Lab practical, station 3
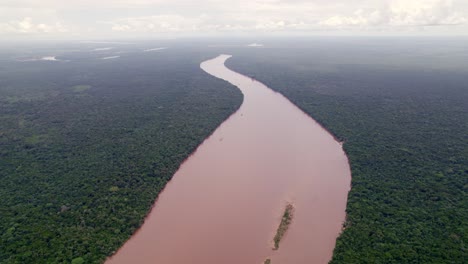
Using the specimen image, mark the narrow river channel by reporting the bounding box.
[106,55,351,264]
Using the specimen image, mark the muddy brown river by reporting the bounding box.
[106,55,351,264]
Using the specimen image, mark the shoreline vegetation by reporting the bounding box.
[273,203,294,250]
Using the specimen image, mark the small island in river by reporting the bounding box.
[273,203,294,250]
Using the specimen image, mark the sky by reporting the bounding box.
[1,0,468,40]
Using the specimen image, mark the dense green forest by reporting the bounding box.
[1,38,467,264]
[0,44,242,263]
[226,38,468,263]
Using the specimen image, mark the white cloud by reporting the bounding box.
[390,0,466,26]
[0,0,467,38]
[319,0,467,29]
[0,17,68,34]
[108,15,202,33]
[320,12,369,27]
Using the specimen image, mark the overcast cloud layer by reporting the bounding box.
[1,0,467,39]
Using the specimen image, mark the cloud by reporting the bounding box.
[320,12,370,27]
[390,0,466,26]
[1,0,467,38]
[105,15,314,34]
[319,0,467,28]
[0,17,68,34]
[108,15,202,33]
[106,14,252,33]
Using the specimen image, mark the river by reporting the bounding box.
[106,54,351,264]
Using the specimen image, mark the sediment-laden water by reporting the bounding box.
[107,55,351,264]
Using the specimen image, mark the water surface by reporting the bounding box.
[107,54,351,264]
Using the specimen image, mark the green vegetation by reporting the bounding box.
[71,257,85,264]
[264,258,271,264]
[0,47,242,263]
[2,39,466,264]
[273,204,294,250]
[228,39,467,263]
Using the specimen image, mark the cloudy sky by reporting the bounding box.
[1,0,468,39]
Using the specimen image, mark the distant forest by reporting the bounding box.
[0,45,242,263]
[226,38,468,263]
